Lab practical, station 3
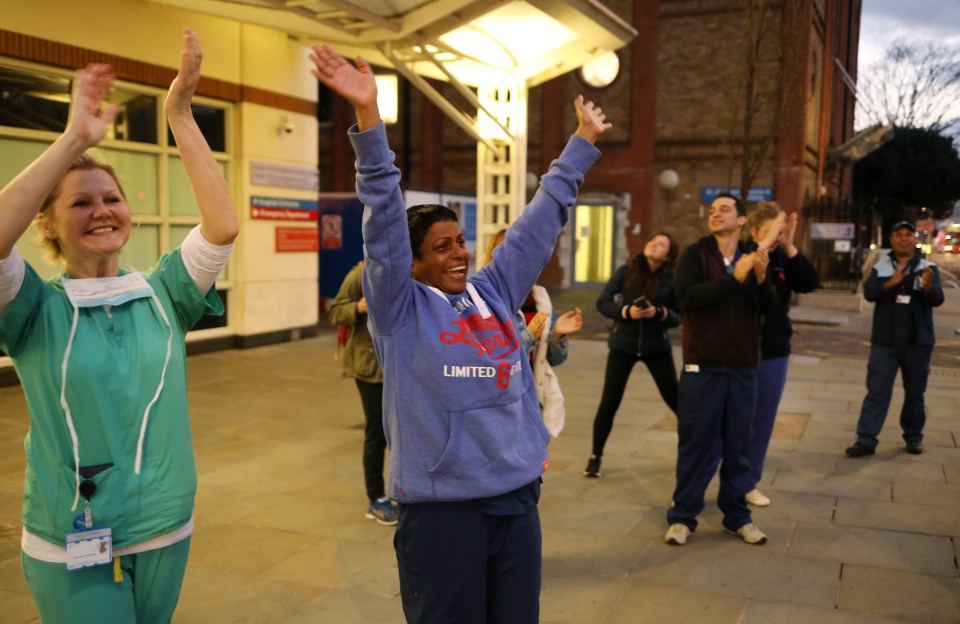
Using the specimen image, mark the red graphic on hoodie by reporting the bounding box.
[439,313,520,360]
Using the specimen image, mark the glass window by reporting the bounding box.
[168,104,226,152]
[0,138,49,187]
[111,90,158,144]
[167,156,228,216]
[121,225,160,272]
[0,65,158,143]
[0,66,70,132]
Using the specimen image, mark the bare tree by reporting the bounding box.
[857,39,960,132]
[718,0,797,202]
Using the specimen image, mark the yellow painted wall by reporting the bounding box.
[3,0,323,343]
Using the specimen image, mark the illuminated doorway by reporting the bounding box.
[572,203,615,287]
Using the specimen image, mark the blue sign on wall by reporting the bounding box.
[700,186,774,203]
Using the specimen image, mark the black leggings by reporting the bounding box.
[355,379,387,502]
[591,348,678,457]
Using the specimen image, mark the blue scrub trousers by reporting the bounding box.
[700,355,790,491]
[668,366,756,532]
[855,344,932,448]
[394,500,541,623]
[22,537,190,624]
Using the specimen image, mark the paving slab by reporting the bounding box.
[892,479,960,508]
[834,498,960,537]
[539,575,631,623]
[604,581,748,624]
[742,600,922,624]
[542,527,651,579]
[771,470,892,501]
[788,521,957,576]
[175,563,328,624]
[276,589,404,624]
[837,564,960,623]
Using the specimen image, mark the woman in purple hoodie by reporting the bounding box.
[310,44,609,624]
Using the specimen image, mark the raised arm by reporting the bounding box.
[166,28,237,246]
[479,96,607,311]
[309,44,380,131]
[0,65,119,259]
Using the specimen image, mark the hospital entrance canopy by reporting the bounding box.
[151,0,636,252]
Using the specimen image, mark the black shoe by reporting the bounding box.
[845,442,875,458]
[905,440,924,455]
[583,455,602,478]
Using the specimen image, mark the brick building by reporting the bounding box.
[320,0,862,289]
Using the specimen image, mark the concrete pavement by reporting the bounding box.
[1,296,958,622]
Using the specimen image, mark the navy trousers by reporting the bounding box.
[668,366,756,532]
[355,379,387,502]
[855,344,932,448]
[700,355,790,492]
[394,500,541,624]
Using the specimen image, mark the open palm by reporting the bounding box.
[309,44,377,110]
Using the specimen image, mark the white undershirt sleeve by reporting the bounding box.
[0,248,26,317]
[179,225,234,295]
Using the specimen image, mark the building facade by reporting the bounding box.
[319,0,862,289]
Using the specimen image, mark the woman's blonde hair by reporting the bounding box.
[484,228,508,266]
[748,200,781,231]
[34,153,126,264]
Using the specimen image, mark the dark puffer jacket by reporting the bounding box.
[596,260,681,358]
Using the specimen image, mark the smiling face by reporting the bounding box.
[412,220,470,294]
[41,167,131,270]
[708,197,745,235]
[890,226,917,258]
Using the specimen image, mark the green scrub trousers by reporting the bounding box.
[21,537,190,624]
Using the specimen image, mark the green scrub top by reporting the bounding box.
[0,249,222,548]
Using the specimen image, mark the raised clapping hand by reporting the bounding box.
[574,95,612,144]
[757,211,786,251]
[309,44,380,130]
[780,211,799,257]
[66,64,120,149]
[555,308,583,336]
[165,28,202,119]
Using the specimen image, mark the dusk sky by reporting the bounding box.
[857,0,960,127]
[858,0,960,70]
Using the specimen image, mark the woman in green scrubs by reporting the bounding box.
[0,28,238,623]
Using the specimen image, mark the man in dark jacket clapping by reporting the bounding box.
[846,220,944,458]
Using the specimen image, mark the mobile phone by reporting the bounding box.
[632,296,650,309]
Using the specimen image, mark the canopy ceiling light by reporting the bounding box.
[147,0,636,88]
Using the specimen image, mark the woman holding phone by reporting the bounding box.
[583,232,681,478]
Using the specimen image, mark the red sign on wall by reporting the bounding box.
[275,226,319,252]
[321,214,343,249]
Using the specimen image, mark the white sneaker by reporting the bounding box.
[745,488,770,507]
[664,523,690,545]
[729,522,767,544]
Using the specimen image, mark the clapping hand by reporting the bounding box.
[527,311,548,339]
[165,28,201,120]
[66,64,120,148]
[753,246,769,284]
[555,308,583,336]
